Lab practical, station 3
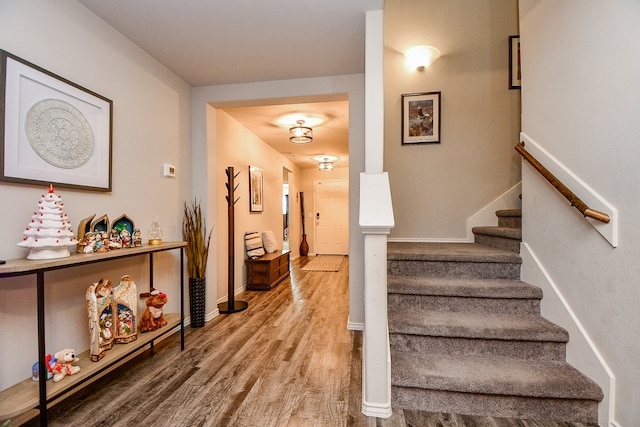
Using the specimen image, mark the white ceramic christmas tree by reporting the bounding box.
[18,185,77,260]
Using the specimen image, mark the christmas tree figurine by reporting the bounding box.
[18,185,77,260]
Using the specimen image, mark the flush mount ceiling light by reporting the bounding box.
[289,120,313,144]
[319,161,334,172]
[405,45,441,71]
[312,155,338,172]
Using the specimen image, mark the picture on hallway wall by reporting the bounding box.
[249,165,263,212]
[401,91,441,145]
[0,50,113,192]
[509,35,521,89]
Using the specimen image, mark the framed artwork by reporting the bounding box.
[0,50,113,191]
[402,91,441,145]
[509,35,521,89]
[248,165,263,212]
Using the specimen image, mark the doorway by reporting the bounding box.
[314,179,349,255]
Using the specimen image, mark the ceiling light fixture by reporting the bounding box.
[319,160,334,172]
[314,155,337,172]
[289,120,313,144]
[405,45,441,71]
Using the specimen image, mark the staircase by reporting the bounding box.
[387,209,603,424]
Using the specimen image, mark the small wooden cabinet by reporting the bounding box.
[246,250,290,290]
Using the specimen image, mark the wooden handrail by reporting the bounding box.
[515,142,611,223]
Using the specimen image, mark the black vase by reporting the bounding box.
[189,277,206,328]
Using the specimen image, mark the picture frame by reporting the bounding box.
[248,165,263,212]
[401,91,441,145]
[0,50,113,191]
[509,35,521,89]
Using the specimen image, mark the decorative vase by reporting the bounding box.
[189,277,206,328]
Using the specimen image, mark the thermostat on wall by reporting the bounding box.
[163,164,176,177]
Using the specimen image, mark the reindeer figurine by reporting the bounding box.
[139,288,168,332]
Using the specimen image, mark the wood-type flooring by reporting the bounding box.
[25,257,596,427]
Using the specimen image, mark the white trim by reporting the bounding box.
[521,243,615,427]
[520,132,618,247]
[361,400,392,418]
[361,333,392,418]
[347,317,364,331]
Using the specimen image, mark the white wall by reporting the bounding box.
[0,1,191,391]
[192,75,365,325]
[384,0,521,240]
[519,1,640,426]
[214,110,300,302]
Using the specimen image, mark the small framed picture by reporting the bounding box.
[248,165,263,212]
[509,35,521,89]
[402,91,441,145]
[0,50,113,191]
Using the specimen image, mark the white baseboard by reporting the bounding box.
[520,243,615,427]
[347,316,364,331]
[361,400,392,418]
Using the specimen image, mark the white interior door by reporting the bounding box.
[314,180,349,255]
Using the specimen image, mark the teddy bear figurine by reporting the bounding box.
[51,349,81,382]
[139,288,168,332]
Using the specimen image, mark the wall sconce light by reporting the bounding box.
[405,45,440,71]
[289,120,313,144]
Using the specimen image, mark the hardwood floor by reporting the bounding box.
[25,257,596,427]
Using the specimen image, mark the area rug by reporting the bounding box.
[302,255,345,272]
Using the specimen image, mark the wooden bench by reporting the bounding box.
[246,250,290,290]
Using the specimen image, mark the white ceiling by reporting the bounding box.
[78,0,383,169]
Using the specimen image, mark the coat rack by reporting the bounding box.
[218,166,249,314]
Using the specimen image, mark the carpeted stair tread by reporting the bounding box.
[496,209,522,217]
[388,276,541,299]
[472,226,522,240]
[388,242,522,264]
[388,308,569,342]
[391,351,604,401]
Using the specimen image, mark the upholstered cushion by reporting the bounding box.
[262,230,279,253]
[244,232,265,259]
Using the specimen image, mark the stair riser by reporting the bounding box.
[388,294,540,315]
[498,216,522,228]
[391,387,598,424]
[389,334,566,361]
[473,234,521,253]
[388,260,521,280]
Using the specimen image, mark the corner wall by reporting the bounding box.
[0,1,191,391]
[384,0,521,240]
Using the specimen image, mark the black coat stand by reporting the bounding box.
[218,166,249,313]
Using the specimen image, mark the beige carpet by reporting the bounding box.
[302,255,345,272]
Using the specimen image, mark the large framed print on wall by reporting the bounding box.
[0,50,113,192]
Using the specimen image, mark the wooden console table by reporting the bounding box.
[246,250,290,290]
[0,241,186,426]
